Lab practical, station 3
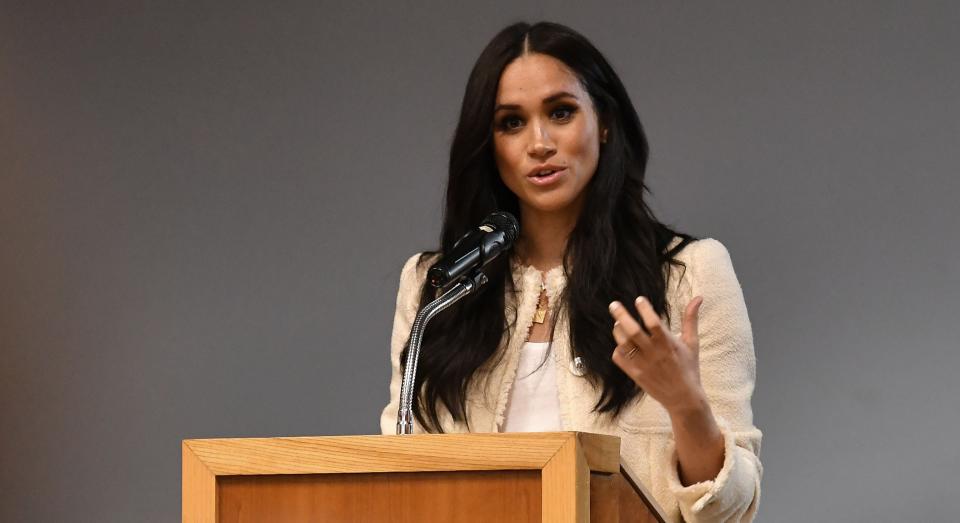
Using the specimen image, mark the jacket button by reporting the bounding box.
[569,357,586,377]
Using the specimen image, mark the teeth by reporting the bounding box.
[538,169,555,176]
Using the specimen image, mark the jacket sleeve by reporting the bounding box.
[664,239,763,522]
[380,253,427,435]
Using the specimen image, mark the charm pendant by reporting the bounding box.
[533,306,547,324]
[532,281,548,324]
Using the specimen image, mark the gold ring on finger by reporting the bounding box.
[625,345,640,359]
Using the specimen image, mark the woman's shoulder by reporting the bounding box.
[672,237,734,266]
[668,237,744,294]
[674,239,751,321]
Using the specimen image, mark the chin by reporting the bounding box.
[520,194,580,214]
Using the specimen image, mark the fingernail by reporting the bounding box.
[635,296,646,306]
[608,301,620,312]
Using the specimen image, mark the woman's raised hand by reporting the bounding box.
[608,296,706,415]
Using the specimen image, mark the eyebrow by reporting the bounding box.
[494,91,579,112]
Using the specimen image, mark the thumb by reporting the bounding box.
[681,296,704,350]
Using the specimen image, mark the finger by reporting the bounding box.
[612,321,629,345]
[611,346,644,382]
[681,296,704,349]
[615,342,643,361]
[634,296,666,341]
[613,322,646,360]
[608,301,651,343]
[614,321,649,348]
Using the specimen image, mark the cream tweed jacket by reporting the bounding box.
[380,238,762,522]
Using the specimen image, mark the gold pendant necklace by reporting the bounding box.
[532,278,548,324]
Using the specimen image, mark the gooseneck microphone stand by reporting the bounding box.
[396,270,488,435]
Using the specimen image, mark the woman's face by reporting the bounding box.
[492,53,604,217]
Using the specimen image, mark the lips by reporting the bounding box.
[527,167,567,186]
[526,164,567,186]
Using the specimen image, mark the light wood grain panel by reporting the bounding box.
[181,432,642,522]
[577,432,620,473]
[541,438,589,523]
[182,441,216,523]
[217,470,541,523]
[183,432,618,476]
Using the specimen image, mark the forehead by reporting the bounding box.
[496,53,587,104]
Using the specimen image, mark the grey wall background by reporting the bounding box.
[2,1,958,521]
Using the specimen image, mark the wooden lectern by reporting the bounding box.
[182,431,667,522]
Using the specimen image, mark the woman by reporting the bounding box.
[381,21,762,522]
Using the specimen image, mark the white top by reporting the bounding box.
[499,341,563,432]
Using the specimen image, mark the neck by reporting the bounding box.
[515,204,580,271]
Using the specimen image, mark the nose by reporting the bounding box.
[527,121,557,159]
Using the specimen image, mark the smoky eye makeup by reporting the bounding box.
[551,104,578,120]
[494,102,579,132]
[496,114,523,131]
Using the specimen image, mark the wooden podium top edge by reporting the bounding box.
[182,432,619,476]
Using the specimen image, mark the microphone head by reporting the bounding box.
[428,211,519,288]
[482,211,519,244]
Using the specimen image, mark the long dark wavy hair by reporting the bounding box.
[402,21,694,432]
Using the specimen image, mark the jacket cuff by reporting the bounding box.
[665,423,758,521]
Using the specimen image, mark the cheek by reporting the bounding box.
[566,126,600,172]
[493,139,525,180]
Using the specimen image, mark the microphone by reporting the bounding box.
[427,211,519,288]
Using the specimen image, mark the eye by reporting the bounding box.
[497,115,524,132]
[551,105,577,121]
